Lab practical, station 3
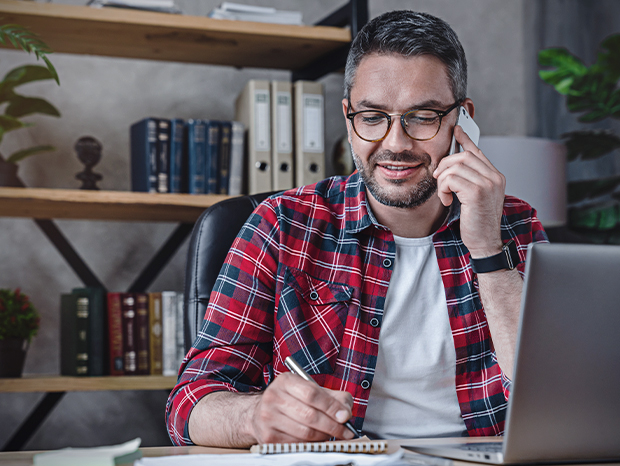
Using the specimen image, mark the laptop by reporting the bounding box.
[404,243,620,464]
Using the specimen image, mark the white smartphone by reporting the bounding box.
[448,106,480,155]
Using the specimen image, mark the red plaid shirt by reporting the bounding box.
[166,173,548,445]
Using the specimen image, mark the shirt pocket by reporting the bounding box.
[277,267,353,375]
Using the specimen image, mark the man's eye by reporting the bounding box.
[407,112,439,125]
[360,114,385,125]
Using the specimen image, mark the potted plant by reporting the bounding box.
[538,33,620,242]
[0,288,40,377]
[0,23,60,187]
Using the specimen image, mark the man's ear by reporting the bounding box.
[342,98,353,144]
[462,98,475,119]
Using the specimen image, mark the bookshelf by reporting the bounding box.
[0,0,365,452]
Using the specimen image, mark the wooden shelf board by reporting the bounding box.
[0,375,177,393]
[0,187,230,222]
[0,0,351,69]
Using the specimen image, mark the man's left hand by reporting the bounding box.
[433,125,506,258]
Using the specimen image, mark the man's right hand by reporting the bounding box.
[249,372,355,444]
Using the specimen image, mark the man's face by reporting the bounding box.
[342,53,460,209]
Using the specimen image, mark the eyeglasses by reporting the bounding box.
[346,101,460,143]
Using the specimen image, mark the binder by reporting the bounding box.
[293,80,325,187]
[270,80,294,191]
[235,80,272,194]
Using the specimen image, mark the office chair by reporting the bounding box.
[183,192,276,353]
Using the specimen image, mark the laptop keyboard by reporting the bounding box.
[458,442,503,453]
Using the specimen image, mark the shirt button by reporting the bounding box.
[382,258,393,268]
[361,379,371,390]
[309,291,319,301]
[369,318,380,328]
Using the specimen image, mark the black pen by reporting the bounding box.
[284,356,361,439]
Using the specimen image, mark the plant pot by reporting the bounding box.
[0,157,21,187]
[0,338,28,378]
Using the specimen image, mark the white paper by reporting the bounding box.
[33,438,141,466]
[135,449,404,466]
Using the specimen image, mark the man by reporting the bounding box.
[166,10,547,447]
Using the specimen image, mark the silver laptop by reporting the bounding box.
[404,243,620,464]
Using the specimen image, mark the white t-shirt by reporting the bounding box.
[362,234,467,439]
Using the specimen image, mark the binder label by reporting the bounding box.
[254,89,271,152]
[302,94,324,153]
[276,91,292,153]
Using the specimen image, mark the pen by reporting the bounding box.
[284,356,361,439]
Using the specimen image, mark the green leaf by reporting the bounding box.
[562,130,620,161]
[599,34,620,81]
[0,24,59,84]
[6,145,55,164]
[1,65,56,88]
[5,95,61,118]
[579,108,611,123]
[538,48,587,73]
[0,115,25,133]
[568,176,620,204]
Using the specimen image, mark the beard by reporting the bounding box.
[351,147,438,209]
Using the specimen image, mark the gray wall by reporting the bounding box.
[0,0,609,450]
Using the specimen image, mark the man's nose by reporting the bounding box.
[381,120,417,154]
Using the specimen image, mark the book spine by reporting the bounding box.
[168,119,185,193]
[121,293,137,376]
[175,292,185,369]
[130,118,158,192]
[205,121,220,194]
[107,292,124,376]
[218,121,232,194]
[157,119,171,193]
[229,121,246,196]
[186,120,206,194]
[148,292,163,375]
[161,291,178,376]
[73,287,106,377]
[135,293,150,375]
[60,294,90,376]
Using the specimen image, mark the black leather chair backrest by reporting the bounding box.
[183,192,276,353]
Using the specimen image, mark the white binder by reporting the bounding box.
[235,80,272,194]
[293,80,325,187]
[270,80,294,191]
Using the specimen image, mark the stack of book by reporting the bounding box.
[130,119,245,196]
[208,2,303,25]
[235,79,325,194]
[60,288,186,377]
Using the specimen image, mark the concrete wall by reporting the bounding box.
[0,0,576,450]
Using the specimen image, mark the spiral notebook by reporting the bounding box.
[250,439,388,455]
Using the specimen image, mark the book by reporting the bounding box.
[205,121,220,194]
[250,439,388,454]
[218,121,232,194]
[60,293,89,376]
[228,121,245,196]
[185,119,207,194]
[293,81,325,187]
[134,292,150,375]
[235,80,272,194]
[107,292,124,376]
[130,118,159,193]
[148,292,163,375]
[168,118,185,194]
[72,287,106,376]
[208,2,303,25]
[161,291,178,376]
[175,292,185,369]
[156,119,170,193]
[121,293,137,375]
[270,80,294,191]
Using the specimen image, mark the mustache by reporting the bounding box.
[369,150,431,165]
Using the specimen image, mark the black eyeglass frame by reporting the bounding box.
[346,100,461,143]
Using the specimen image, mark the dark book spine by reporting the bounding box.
[205,121,221,194]
[157,119,170,193]
[185,120,206,194]
[218,121,232,194]
[121,293,137,376]
[107,292,124,376]
[168,119,185,193]
[135,293,150,375]
[72,287,106,376]
[149,292,163,375]
[130,118,158,192]
[60,294,89,376]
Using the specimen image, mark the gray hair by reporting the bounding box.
[344,10,467,103]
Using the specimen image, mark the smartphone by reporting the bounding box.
[448,106,480,155]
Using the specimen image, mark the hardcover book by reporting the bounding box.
[148,292,163,375]
[107,292,124,376]
[134,293,150,375]
[218,121,232,194]
[72,287,106,376]
[168,118,185,194]
[161,291,178,376]
[156,119,171,193]
[185,119,207,194]
[121,293,137,376]
[130,118,159,193]
[60,293,89,376]
[229,121,246,196]
[205,121,221,194]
